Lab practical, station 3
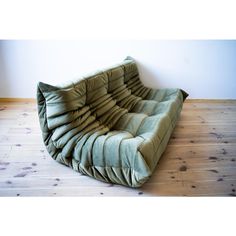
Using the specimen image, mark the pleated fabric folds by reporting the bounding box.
[37,57,188,187]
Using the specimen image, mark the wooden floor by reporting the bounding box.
[0,99,236,196]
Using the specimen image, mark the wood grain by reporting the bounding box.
[0,99,236,196]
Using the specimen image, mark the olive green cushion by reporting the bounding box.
[37,57,188,187]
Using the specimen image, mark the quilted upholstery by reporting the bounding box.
[37,57,188,187]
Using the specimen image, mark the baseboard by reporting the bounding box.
[0,97,235,103]
[185,99,236,103]
[0,98,36,102]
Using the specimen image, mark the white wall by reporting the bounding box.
[0,40,235,99]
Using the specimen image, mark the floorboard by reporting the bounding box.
[0,99,236,196]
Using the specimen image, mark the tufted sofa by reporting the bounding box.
[37,57,188,187]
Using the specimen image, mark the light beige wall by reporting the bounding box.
[0,40,235,98]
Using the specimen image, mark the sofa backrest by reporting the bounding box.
[36,57,142,135]
[37,56,141,108]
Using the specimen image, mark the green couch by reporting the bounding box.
[37,57,188,187]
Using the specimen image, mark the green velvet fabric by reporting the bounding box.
[37,57,188,187]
